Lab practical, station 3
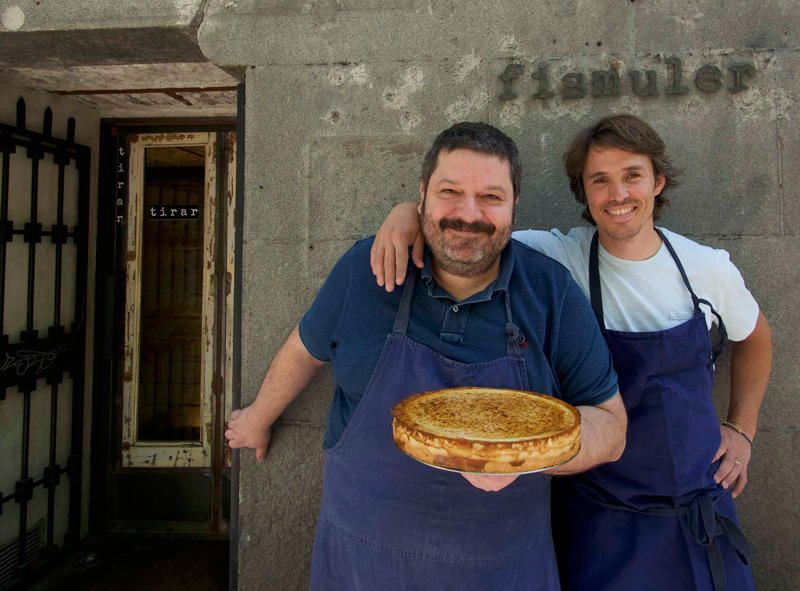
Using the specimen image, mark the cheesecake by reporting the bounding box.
[392,387,581,474]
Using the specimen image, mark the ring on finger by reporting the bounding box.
[734,460,742,468]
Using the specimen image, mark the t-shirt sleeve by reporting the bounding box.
[513,229,579,270]
[512,230,560,258]
[298,249,352,362]
[717,255,760,342]
[553,276,619,407]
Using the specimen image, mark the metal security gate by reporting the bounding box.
[0,99,89,588]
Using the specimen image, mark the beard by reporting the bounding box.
[421,204,513,278]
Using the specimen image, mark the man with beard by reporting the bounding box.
[225,122,626,591]
[370,115,772,591]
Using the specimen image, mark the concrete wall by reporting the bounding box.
[198,1,799,589]
[0,0,204,31]
[0,0,208,68]
[0,82,99,548]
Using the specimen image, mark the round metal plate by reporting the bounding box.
[402,443,580,476]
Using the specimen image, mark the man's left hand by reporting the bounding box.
[461,473,519,492]
[713,425,753,498]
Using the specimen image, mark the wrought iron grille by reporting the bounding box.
[0,98,89,588]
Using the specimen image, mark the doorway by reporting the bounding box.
[92,122,239,539]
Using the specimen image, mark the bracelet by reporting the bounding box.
[722,421,753,445]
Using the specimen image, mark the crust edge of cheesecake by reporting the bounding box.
[391,388,582,474]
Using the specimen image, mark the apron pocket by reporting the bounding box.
[662,381,721,495]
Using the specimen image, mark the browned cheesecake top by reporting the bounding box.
[392,387,580,444]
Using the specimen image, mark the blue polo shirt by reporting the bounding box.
[299,237,619,449]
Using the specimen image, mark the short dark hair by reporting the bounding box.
[564,114,682,224]
[421,122,521,200]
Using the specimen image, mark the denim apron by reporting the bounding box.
[553,229,753,591]
[309,267,559,591]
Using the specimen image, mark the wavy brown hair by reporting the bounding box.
[564,114,682,224]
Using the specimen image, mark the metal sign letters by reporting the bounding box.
[498,57,756,101]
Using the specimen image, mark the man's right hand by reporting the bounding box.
[370,202,425,292]
[226,405,272,462]
[461,473,520,492]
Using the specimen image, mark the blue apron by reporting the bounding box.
[309,267,559,591]
[553,229,753,591]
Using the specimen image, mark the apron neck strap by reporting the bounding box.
[393,265,525,356]
[656,229,728,361]
[589,231,605,329]
[589,228,728,362]
[590,228,702,321]
[655,228,700,311]
[392,266,418,335]
[504,290,525,357]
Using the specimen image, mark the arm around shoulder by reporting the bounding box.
[370,201,424,292]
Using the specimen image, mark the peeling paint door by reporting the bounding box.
[109,130,235,534]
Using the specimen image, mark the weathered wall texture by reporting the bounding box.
[0,0,204,31]
[0,81,100,545]
[0,0,208,68]
[199,1,799,589]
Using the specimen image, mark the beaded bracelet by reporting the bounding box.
[722,421,753,445]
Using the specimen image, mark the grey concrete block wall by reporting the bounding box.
[200,0,632,65]
[0,0,205,31]
[781,53,800,236]
[0,0,209,69]
[199,1,800,589]
[707,237,800,591]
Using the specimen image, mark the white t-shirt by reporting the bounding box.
[512,227,759,341]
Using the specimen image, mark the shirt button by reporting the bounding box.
[452,306,459,312]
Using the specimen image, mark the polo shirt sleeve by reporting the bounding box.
[553,276,619,407]
[298,249,352,362]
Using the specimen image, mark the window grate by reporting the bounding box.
[0,524,41,589]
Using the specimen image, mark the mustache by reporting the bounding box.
[439,217,496,235]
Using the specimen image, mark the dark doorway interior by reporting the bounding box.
[137,151,206,444]
[25,537,228,591]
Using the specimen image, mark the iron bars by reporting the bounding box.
[0,98,89,586]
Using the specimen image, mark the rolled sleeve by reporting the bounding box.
[554,277,619,407]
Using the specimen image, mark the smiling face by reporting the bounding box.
[582,145,666,242]
[419,149,516,278]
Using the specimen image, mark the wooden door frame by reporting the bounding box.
[122,131,217,468]
[90,114,240,540]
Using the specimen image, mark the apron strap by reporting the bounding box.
[657,229,729,363]
[504,290,525,357]
[589,229,728,362]
[392,266,418,335]
[393,266,526,355]
[589,231,605,328]
[656,228,700,310]
[698,297,728,363]
[572,482,752,591]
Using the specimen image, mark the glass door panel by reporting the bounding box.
[137,147,205,442]
[122,133,216,468]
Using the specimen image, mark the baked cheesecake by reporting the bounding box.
[392,387,581,474]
